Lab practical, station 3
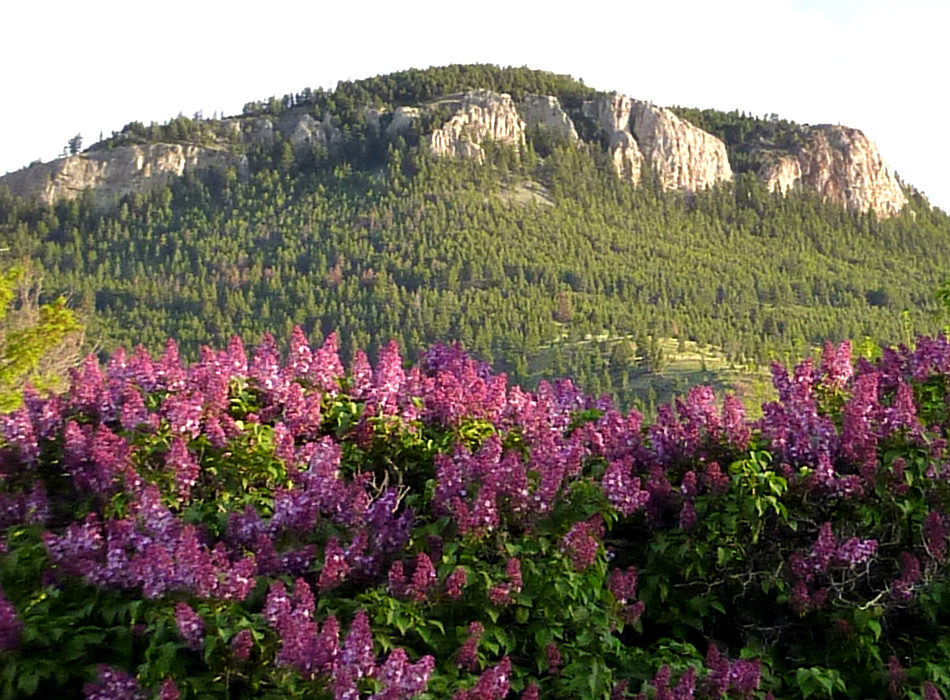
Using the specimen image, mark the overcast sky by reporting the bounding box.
[2,0,948,211]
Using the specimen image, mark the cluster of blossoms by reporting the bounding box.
[3,328,950,697]
[788,522,879,613]
[612,645,761,700]
[263,579,434,697]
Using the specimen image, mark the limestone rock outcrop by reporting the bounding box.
[579,93,731,191]
[284,113,343,154]
[607,131,644,185]
[243,117,275,147]
[583,93,633,134]
[426,91,526,161]
[521,95,578,141]
[629,101,733,192]
[386,106,420,138]
[760,125,905,217]
[0,144,245,208]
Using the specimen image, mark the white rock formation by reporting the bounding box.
[0,144,245,208]
[521,95,578,141]
[629,101,733,191]
[426,91,526,161]
[760,125,906,217]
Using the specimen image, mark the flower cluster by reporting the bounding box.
[4,327,950,697]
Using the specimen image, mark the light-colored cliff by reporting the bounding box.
[607,131,644,185]
[426,91,526,161]
[583,93,632,134]
[629,101,733,192]
[521,95,578,142]
[760,125,906,217]
[0,144,245,208]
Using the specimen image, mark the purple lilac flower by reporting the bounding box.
[341,610,376,680]
[409,553,437,602]
[174,602,205,650]
[83,665,143,700]
[488,584,511,606]
[311,331,345,395]
[703,461,730,495]
[505,558,523,593]
[231,629,253,661]
[602,457,650,516]
[445,566,467,600]
[371,648,435,699]
[545,643,563,675]
[318,537,351,593]
[520,682,540,700]
[159,678,179,700]
[892,552,922,602]
[456,656,511,700]
[820,340,853,392]
[561,518,603,571]
[924,682,944,700]
[0,587,22,651]
[388,560,409,599]
[925,511,948,562]
[456,621,484,671]
[165,437,200,500]
[887,656,906,699]
[0,406,38,465]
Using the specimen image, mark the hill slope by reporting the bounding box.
[0,64,947,411]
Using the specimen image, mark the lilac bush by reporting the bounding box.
[0,330,949,697]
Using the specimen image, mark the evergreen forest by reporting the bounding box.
[1,64,948,412]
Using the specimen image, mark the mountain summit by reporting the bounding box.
[0,66,906,217]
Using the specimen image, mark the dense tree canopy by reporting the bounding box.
[0,65,947,413]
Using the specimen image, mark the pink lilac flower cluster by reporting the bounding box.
[7,327,950,695]
[607,566,645,624]
[83,665,143,700]
[452,656,511,700]
[627,645,761,700]
[263,579,433,697]
[561,516,605,571]
[788,522,878,613]
[0,586,22,651]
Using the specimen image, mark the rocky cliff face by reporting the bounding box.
[607,131,644,185]
[583,93,633,134]
[426,91,526,161]
[579,94,732,191]
[521,95,578,142]
[0,81,908,218]
[760,125,906,217]
[282,113,343,155]
[629,101,733,192]
[0,144,245,208]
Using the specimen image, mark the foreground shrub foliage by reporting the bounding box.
[1,329,950,698]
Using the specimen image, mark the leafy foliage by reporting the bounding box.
[0,264,82,411]
[0,329,950,698]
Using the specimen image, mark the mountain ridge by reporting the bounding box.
[0,65,908,218]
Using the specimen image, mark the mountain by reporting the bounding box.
[0,64,946,412]
[2,69,906,219]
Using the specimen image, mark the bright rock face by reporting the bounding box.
[284,113,342,154]
[579,94,731,191]
[760,125,906,217]
[521,95,578,141]
[607,131,644,185]
[0,144,245,208]
[629,101,733,192]
[583,93,633,134]
[386,106,420,138]
[426,91,526,161]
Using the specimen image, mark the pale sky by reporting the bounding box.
[2,0,948,211]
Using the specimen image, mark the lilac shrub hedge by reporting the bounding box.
[1,329,950,698]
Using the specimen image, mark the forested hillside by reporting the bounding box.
[1,65,947,412]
